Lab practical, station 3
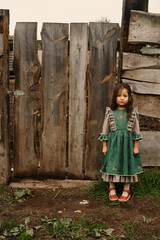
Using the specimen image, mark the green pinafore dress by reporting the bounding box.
[99,107,143,183]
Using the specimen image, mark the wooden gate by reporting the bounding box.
[0,17,119,183]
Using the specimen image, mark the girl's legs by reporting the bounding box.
[109,182,116,195]
[122,183,130,197]
[109,182,118,201]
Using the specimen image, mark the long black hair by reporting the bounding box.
[111,83,133,119]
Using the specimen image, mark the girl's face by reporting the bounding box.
[116,88,129,109]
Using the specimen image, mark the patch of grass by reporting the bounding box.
[41,215,114,239]
[89,168,160,200]
[123,221,138,239]
[0,185,15,204]
[89,178,109,200]
[131,168,160,197]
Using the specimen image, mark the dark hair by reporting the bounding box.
[111,83,133,119]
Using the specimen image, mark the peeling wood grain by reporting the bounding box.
[128,10,160,44]
[85,22,119,179]
[13,23,40,177]
[40,23,68,178]
[68,23,88,179]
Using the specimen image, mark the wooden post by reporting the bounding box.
[118,0,149,81]
[0,10,10,184]
[85,23,119,179]
[13,23,40,177]
[40,23,68,178]
[68,23,88,179]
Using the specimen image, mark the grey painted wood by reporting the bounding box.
[122,79,160,95]
[85,22,119,179]
[133,93,160,118]
[140,131,160,167]
[13,23,40,177]
[40,23,68,178]
[122,69,160,83]
[0,10,9,184]
[68,23,88,179]
[140,47,160,55]
[122,53,160,70]
[128,10,160,44]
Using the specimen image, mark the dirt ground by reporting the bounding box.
[0,183,160,240]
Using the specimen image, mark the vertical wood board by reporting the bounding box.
[13,23,40,177]
[0,10,9,184]
[68,23,88,179]
[85,22,119,179]
[40,23,69,178]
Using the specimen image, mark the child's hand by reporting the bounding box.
[102,146,107,155]
[133,146,139,155]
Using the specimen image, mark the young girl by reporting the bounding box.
[99,83,143,202]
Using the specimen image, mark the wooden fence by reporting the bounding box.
[0,12,119,183]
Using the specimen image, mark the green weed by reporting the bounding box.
[0,185,33,205]
[0,218,34,239]
[41,215,114,239]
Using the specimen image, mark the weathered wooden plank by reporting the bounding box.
[85,22,119,179]
[122,79,160,95]
[122,69,160,83]
[140,131,160,167]
[140,47,160,55]
[128,10,160,44]
[13,23,40,177]
[68,23,88,179]
[118,0,148,80]
[40,23,68,178]
[122,52,160,70]
[0,10,10,184]
[133,93,160,118]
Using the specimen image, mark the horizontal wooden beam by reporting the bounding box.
[122,52,160,70]
[122,69,160,83]
[128,10,160,44]
[122,79,160,95]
